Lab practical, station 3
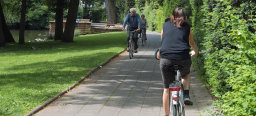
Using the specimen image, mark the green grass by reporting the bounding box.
[0,32,126,116]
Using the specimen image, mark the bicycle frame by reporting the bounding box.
[128,30,137,59]
[169,65,185,116]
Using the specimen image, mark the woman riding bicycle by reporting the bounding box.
[160,8,198,116]
[141,14,148,40]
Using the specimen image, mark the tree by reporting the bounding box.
[0,2,15,47]
[54,0,65,40]
[105,0,117,24]
[0,12,4,47]
[19,0,26,44]
[81,0,105,22]
[62,0,79,42]
[26,1,53,29]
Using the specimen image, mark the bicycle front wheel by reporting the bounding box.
[129,40,133,59]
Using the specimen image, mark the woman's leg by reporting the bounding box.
[163,88,170,115]
[160,58,175,115]
[182,73,191,90]
[179,59,193,105]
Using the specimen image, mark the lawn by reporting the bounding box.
[0,32,126,116]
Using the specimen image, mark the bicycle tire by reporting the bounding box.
[180,87,185,116]
[129,40,133,59]
[177,70,185,116]
[143,34,146,46]
[179,82,184,104]
[173,104,178,116]
[143,34,146,45]
[180,104,185,116]
[131,40,134,58]
[142,30,146,46]
[141,35,144,46]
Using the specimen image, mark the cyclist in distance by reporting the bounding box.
[141,14,148,40]
[122,8,142,53]
[160,8,198,116]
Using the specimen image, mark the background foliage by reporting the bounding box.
[190,0,256,115]
[2,0,105,30]
[115,0,191,32]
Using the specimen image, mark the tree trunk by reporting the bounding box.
[0,2,15,45]
[0,14,5,47]
[0,2,5,47]
[105,0,117,24]
[19,0,26,44]
[62,0,79,42]
[54,0,64,40]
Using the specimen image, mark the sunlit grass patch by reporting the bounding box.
[0,32,126,116]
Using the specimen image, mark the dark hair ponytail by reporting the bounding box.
[172,8,187,28]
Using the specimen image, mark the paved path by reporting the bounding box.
[35,31,213,116]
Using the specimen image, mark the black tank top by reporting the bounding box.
[160,21,191,60]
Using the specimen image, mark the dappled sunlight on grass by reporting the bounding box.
[0,32,126,115]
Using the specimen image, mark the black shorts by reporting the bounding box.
[160,58,191,88]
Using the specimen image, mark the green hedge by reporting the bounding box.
[139,0,191,32]
[191,0,256,115]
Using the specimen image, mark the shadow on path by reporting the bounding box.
[34,31,213,116]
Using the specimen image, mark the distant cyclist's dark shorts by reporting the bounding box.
[160,58,191,88]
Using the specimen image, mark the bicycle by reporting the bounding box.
[169,65,185,116]
[141,28,146,46]
[128,30,137,59]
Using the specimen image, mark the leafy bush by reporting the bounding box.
[142,1,158,31]
[138,0,191,32]
[191,0,256,115]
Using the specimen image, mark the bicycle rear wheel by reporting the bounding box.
[180,91,185,116]
[173,104,178,116]
[170,96,179,116]
[180,104,185,116]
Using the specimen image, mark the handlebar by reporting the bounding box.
[130,30,137,32]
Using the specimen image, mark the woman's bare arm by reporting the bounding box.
[161,29,163,40]
[189,28,198,56]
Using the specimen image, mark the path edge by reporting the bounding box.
[26,49,126,116]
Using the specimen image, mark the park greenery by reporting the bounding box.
[0,0,255,115]
[191,0,256,115]
[0,32,126,115]
[3,0,105,29]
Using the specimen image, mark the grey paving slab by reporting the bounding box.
[34,31,213,116]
